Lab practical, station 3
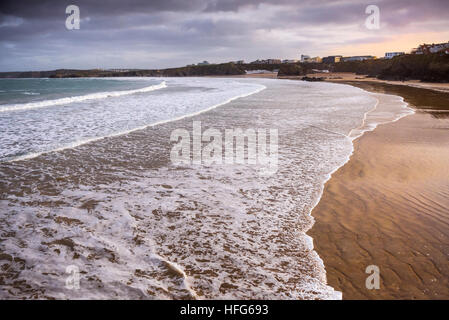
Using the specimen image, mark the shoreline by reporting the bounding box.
[309,81,449,299]
[284,72,449,94]
[1,78,354,299]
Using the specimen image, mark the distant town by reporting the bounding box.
[188,41,449,67]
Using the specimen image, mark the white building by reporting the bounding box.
[385,52,405,59]
[429,42,449,53]
[300,55,311,62]
[412,42,449,54]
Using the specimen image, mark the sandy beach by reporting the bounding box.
[309,82,449,299]
[306,72,449,93]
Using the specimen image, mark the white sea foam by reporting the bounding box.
[5,80,265,162]
[348,91,414,140]
[22,92,40,95]
[0,81,167,113]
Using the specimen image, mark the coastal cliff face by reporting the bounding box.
[333,53,449,82]
[378,54,449,82]
[277,64,307,76]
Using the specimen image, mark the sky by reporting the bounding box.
[1,0,449,71]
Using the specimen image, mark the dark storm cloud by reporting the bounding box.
[1,0,449,71]
[0,0,205,18]
[2,0,449,26]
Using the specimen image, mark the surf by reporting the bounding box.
[0,80,167,113]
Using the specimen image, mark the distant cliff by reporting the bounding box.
[0,61,321,79]
[332,53,449,82]
[0,63,246,78]
[3,54,447,82]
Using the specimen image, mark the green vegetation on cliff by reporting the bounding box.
[333,53,449,82]
[277,64,307,76]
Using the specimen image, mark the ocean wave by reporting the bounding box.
[348,91,415,140]
[22,92,40,95]
[8,83,266,162]
[0,81,167,113]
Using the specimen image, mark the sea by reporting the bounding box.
[0,77,411,299]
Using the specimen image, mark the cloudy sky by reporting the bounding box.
[1,0,449,71]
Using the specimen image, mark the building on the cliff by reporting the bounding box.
[197,61,210,65]
[384,52,405,59]
[322,55,342,64]
[300,55,310,62]
[412,42,449,54]
[429,42,449,53]
[300,55,322,63]
[250,59,281,64]
[309,57,322,63]
[341,55,376,62]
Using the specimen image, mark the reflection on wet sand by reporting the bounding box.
[310,82,449,299]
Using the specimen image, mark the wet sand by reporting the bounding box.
[310,82,449,299]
